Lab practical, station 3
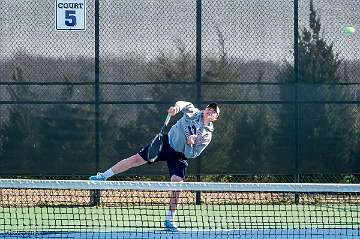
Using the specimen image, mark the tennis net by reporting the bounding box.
[0,179,360,238]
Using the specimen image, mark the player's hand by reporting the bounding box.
[168,106,180,116]
[187,135,197,145]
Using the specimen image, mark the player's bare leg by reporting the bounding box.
[164,175,183,231]
[111,154,146,174]
[89,154,146,181]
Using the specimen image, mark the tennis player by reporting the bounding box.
[89,101,219,231]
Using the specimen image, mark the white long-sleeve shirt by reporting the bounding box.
[168,101,214,159]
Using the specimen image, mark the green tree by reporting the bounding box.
[105,41,197,175]
[202,28,278,174]
[0,67,42,174]
[276,0,357,173]
[36,77,96,175]
[226,71,278,173]
[1,63,104,176]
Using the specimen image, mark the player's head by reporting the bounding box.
[204,102,220,122]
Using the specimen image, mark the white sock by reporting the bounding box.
[166,210,176,222]
[102,168,114,179]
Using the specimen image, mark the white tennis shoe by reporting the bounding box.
[164,220,178,232]
[89,173,107,181]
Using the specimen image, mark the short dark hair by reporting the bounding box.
[206,102,220,114]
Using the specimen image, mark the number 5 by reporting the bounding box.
[65,10,77,26]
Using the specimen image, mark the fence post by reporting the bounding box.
[195,0,202,206]
[293,0,300,204]
[92,0,101,207]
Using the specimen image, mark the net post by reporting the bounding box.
[91,189,101,206]
[195,175,201,205]
[294,174,300,204]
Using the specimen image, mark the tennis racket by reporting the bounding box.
[147,113,172,163]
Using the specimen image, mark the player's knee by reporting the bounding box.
[131,154,146,165]
[170,175,183,182]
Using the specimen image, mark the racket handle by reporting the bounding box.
[164,113,171,126]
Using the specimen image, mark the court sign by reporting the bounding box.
[55,0,86,31]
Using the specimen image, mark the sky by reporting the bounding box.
[0,0,359,62]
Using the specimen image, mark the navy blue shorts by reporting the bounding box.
[138,135,188,179]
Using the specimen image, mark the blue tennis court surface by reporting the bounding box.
[1,229,360,239]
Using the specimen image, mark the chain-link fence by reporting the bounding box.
[0,0,359,183]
